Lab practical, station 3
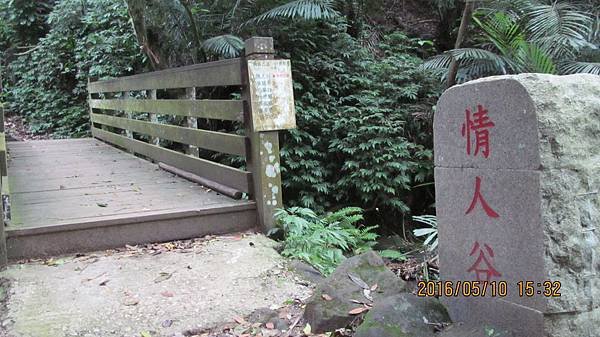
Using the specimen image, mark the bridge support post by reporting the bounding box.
[242,37,283,232]
[0,102,6,268]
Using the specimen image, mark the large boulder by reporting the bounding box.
[354,293,450,337]
[437,323,514,337]
[303,251,407,333]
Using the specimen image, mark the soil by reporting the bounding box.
[3,113,50,141]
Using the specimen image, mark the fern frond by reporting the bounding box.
[247,0,340,24]
[201,34,244,58]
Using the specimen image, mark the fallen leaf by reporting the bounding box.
[140,331,151,337]
[265,322,275,329]
[303,323,312,335]
[348,306,370,315]
[321,294,333,301]
[370,283,378,291]
[122,296,139,306]
[160,291,174,297]
[347,273,369,289]
[363,289,373,302]
[233,316,247,325]
[154,272,172,283]
[45,258,66,267]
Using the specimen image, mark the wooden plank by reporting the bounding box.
[0,106,4,132]
[148,89,159,145]
[0,133,6,176]
[0,173,6,267]
[90,113,247,156]
[158,162,242,199]
[88,99,243,121]
[185,87,199,157]
[6,203,256,260]
[88,58,242,93]
[92,127,251,193]
[122,91,133,141]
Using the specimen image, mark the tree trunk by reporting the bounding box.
[177,0,205,63]
[446,1,474,88]
[124,0,164,70]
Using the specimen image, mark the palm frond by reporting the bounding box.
[527,2,592,41]
[421,48,510,83]
[525,2,593,57]
[201,34,244,58]
[513,42,557,74]
[559,61,600,75]
[473,12,525,58]
[247,0,340,24]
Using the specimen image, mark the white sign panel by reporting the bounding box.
[247,60,296,131]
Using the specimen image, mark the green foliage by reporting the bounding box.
[3,0,54,45]
[248,0,340,24]
[423,0,600,83]
[377,249,407,261]
[412,215,437,251]
[273,206,378,275]
[6,0,144,137]
[201,34,244,58]
[277,24,439,222]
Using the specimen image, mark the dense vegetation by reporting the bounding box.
[0,0,598,240]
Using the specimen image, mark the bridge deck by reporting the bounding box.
[4,138,256,260]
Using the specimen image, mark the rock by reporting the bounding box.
[247,307,288,331]
[354,293,450,337]
[288,260,325,284]
[303,251,407,333]
[437,323,514,337]
[434,73,600,337]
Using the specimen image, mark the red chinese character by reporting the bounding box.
[466,176,499,218]
[461,104,495,158]
[467,241,502,281]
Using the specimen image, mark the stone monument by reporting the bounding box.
[434,73,600,337]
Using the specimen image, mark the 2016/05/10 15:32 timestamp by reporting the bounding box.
[416,281,562,298]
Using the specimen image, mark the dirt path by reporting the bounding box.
[4,113,51,141]
[0,233,313,337]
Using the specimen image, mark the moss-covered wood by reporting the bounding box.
[0,131,6,268]
[87,58,242,93]
[90,113,247,156]
[89,99,243,121]
[242,37,284,232]
[92,127,252,193]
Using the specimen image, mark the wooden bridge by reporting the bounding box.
[0,37,294,266]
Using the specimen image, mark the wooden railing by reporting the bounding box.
[87,37,295,232]
[0,102,7,267]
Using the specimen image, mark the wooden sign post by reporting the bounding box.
[242,37,296,231]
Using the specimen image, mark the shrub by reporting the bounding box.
[275,23,440,226]
[6,0,144,137]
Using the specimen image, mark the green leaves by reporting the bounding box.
[412,215,438,251]
[201,34,244,58]
[6,0,144,137]
[423,0,597,84]
[248,0,340,24]
[275,207,378,275]
[280,27,438,222]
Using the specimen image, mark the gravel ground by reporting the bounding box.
[0,233,313,337]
